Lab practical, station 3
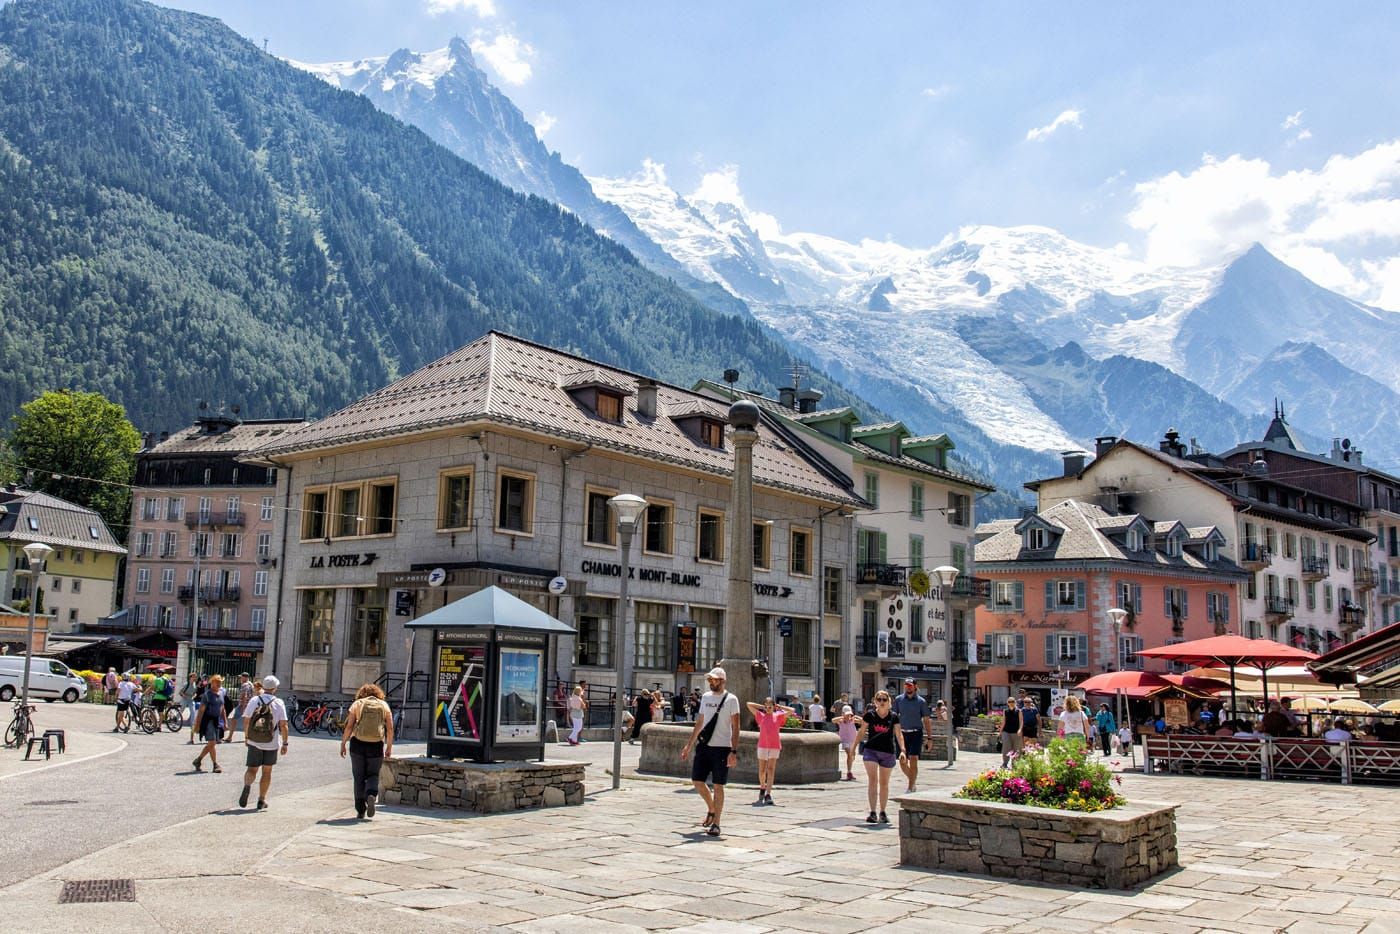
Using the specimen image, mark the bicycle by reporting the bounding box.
[293,697,332,734]
[321,701,348,735]
[5,701,36,748]
[139,699,179,734]
[115,698,138,733]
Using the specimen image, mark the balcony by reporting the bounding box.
[1381,578,1400,604]
[857,563,906,588]
[950,640,992,665]
[1354,566,1378,590]
[1171,615,1186,637]
[948,576,991,605]
[1340,604,1365,631]
[185,510,246,529]
[856,634,880,657]
[1264,596,1295,619]
[1240,542,1272,571]
[197,627,265,643]
[176,585,242,604]
[1301,556,1330,581]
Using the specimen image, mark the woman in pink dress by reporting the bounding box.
[745,697,795,805]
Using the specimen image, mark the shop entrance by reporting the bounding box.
[822,648,839,707]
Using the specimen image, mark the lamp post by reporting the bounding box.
[933,564,959,764]
[608,492,647,791]
[1107,606,1128,732]
[19,542,54,716]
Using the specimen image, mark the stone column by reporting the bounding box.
[719,401,760,721]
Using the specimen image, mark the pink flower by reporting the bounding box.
[1079,780,1092,791]
[1114,776,1123,785]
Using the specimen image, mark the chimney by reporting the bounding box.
[1062,450,1088,476]
[1094,435,1117,458]
[1160,427,1185,458]
[1353,449,1364,466]
[1331,438,1344,461]
[777,386,797,410]
[796,388,824,413]
[159,431,169,442]
[636,379,658,419]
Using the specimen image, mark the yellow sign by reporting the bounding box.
[908,570,931,596]
[1163,698,1189,727]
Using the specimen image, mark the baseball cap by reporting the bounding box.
[903,677,916,685]
[841,705,853,715]
[261,675,280,691]
[706,667,726,680]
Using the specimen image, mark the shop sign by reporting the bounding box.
[1163,698,1190,727]
[1008,670,1087,685]
[755,583,793,598]
[580,560,701,587]
[1002,617,1063,630]
[380,569,450,589]
[309,552,378,569]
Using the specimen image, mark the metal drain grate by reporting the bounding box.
[59,879,135,903]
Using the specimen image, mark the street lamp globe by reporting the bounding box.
[607,493,647,528]
[22,541,53,566]
[1106,607,1128,627]
[932,565,959,589]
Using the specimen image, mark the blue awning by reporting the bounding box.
[405,585,575,634]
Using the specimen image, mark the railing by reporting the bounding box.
[949,577,992,601]
[195,627,264,642]
[1354,566,1378,588]
[1264,596,1294,617]
[857,563,906,587]
[185,510,246,528]
[856,634,880,657]
[1240,543,1272,566]
[1144,734,1400,785]
[951,640,991,664]
[1302,556,1330,579]
[1340,606,1365,629]
[177,585,242,603]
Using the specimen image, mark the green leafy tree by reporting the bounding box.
[8,390,140,540]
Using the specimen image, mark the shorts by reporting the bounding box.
[199,718,223,742]
[903,729,923,761]
[116,699,131,711]
[691,744,732,785]
[756,746,781,761]
[862,748,898,769]
[245,746,280,768]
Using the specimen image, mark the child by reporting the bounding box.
[745,697,794,804]
[836,704,859,780]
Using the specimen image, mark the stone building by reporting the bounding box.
[246,332,859,707]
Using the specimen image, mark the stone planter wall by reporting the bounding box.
[638,723,840,783]
[380,757,585,814]
[958,718,1003,754]
[897,789,1178,889]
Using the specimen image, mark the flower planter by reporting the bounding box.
[896,788,1178,889]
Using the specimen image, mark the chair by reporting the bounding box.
[24,734,52,761]
[43,729,65,753]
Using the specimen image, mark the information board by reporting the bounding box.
[496,647,542,742]
[676,624,697,673]
[434,641,486,743]
[1163,697,1190,728]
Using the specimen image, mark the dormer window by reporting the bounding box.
[699,419,724,448]
[1026,528,1048,550]
[1203,542,1217,561]
[596,392,624,423]
[1125,529,1142,552]
[1165,536,1182,557]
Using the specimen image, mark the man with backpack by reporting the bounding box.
[679,667,741,837]
[151,672,174,731]
[238,675,289,811]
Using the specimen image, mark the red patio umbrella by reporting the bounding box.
[144,662,175,672]
[1136,635,1318,718]
[1076,670,1174,698]
[1161,674,1232,695]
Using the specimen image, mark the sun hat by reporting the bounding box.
[261,675,280,691]
[706,667,726,680]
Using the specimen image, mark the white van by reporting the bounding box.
[0,655,87,703]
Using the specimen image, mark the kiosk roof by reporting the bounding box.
[405,585,576,634]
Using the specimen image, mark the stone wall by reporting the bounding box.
[958,717,1002,754]
[637,723,840,784]
[897,789,1178,889]
[380,757,585,813]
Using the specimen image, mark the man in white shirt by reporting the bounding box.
[806,694,826,729]
[113,674,136,731]
[238,675,290,811]
[681,667,741,837]
[1322,718,1353,743]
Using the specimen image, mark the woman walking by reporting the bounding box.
[340,684,395,819]
[179,673,198,737]
[1059,695,1092,747]
[629,689,652,744]
[1094,703,1117,756]
[566,685,587,745]
[836,705,859,780]
[192,674,226,773]
[745,697,794,804]
[854,690,906,824]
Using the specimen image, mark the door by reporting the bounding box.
[822,648,839,709]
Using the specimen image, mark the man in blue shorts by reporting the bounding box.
[892,678,934,792]
[680,667,741,837]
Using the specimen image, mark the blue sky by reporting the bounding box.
[168,1,1400,305]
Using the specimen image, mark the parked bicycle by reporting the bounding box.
[321,701,348,734]
[292,697,333,734]
[4,700,35,748]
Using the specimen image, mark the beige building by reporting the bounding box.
[0,488,124,637]
[245,332,860,706]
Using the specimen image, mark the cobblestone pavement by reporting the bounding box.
[252,743,1399,933]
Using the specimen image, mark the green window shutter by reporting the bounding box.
[1045,580,1056,612]
[878,532,888,564]
[1014,634,1026,667]
[1076,633,1088,667]
[1013,582,1024,612]
[1075,580,1086,610]
[1223,596,1230,621]
[857,532,868,565]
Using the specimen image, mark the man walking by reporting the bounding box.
[892,678,933,792]
[999,697,1023,767]
[226,673,254,742]
[238,675,290,811]
[102,667,118,705]
[680,667,741,838]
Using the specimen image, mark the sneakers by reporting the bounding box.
[866,811,878,824]
[256,799,267,811]
[239,785,250,808]
[365,793,377,818]
[191,758,203,772]
[764,792,774,805]
[756,790,767,805]
[879,811,889,823]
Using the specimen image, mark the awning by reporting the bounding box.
[405,585,574,633]
[1310,619,1400,684]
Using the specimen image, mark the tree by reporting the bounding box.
[8,390,141,541]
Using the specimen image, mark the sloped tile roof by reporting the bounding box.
[975,498,1245,578]
[145,419,308,456]
[248,333,863,505]
[559,366,632,394]
[0,490,126,554]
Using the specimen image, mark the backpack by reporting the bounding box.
[247,696,277,744]
[353,698,388,742]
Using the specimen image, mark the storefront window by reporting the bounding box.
[350,588,386,657]
[575,597,614,667]
[635,601,671,669]
[691,606,722,670]
[298,589,335,655]
[782,617,812,676]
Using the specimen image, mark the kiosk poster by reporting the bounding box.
[1163,697,1189,728]
[497,647,542,742]
[676,624,697,673]
[435,642,486,742]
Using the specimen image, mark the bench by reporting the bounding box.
[1144,735,1400,784]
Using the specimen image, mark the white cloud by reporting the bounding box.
[533,111,556,138]
[1282,110,1304,130]
[921,84,953,99]
[1126,141,1400,307]
[1025,109,1083,142]
[426,0,497,15]
[469,32,534,85]
[688,164,783,240]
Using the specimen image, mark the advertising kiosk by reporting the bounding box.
[407,585,575,764]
